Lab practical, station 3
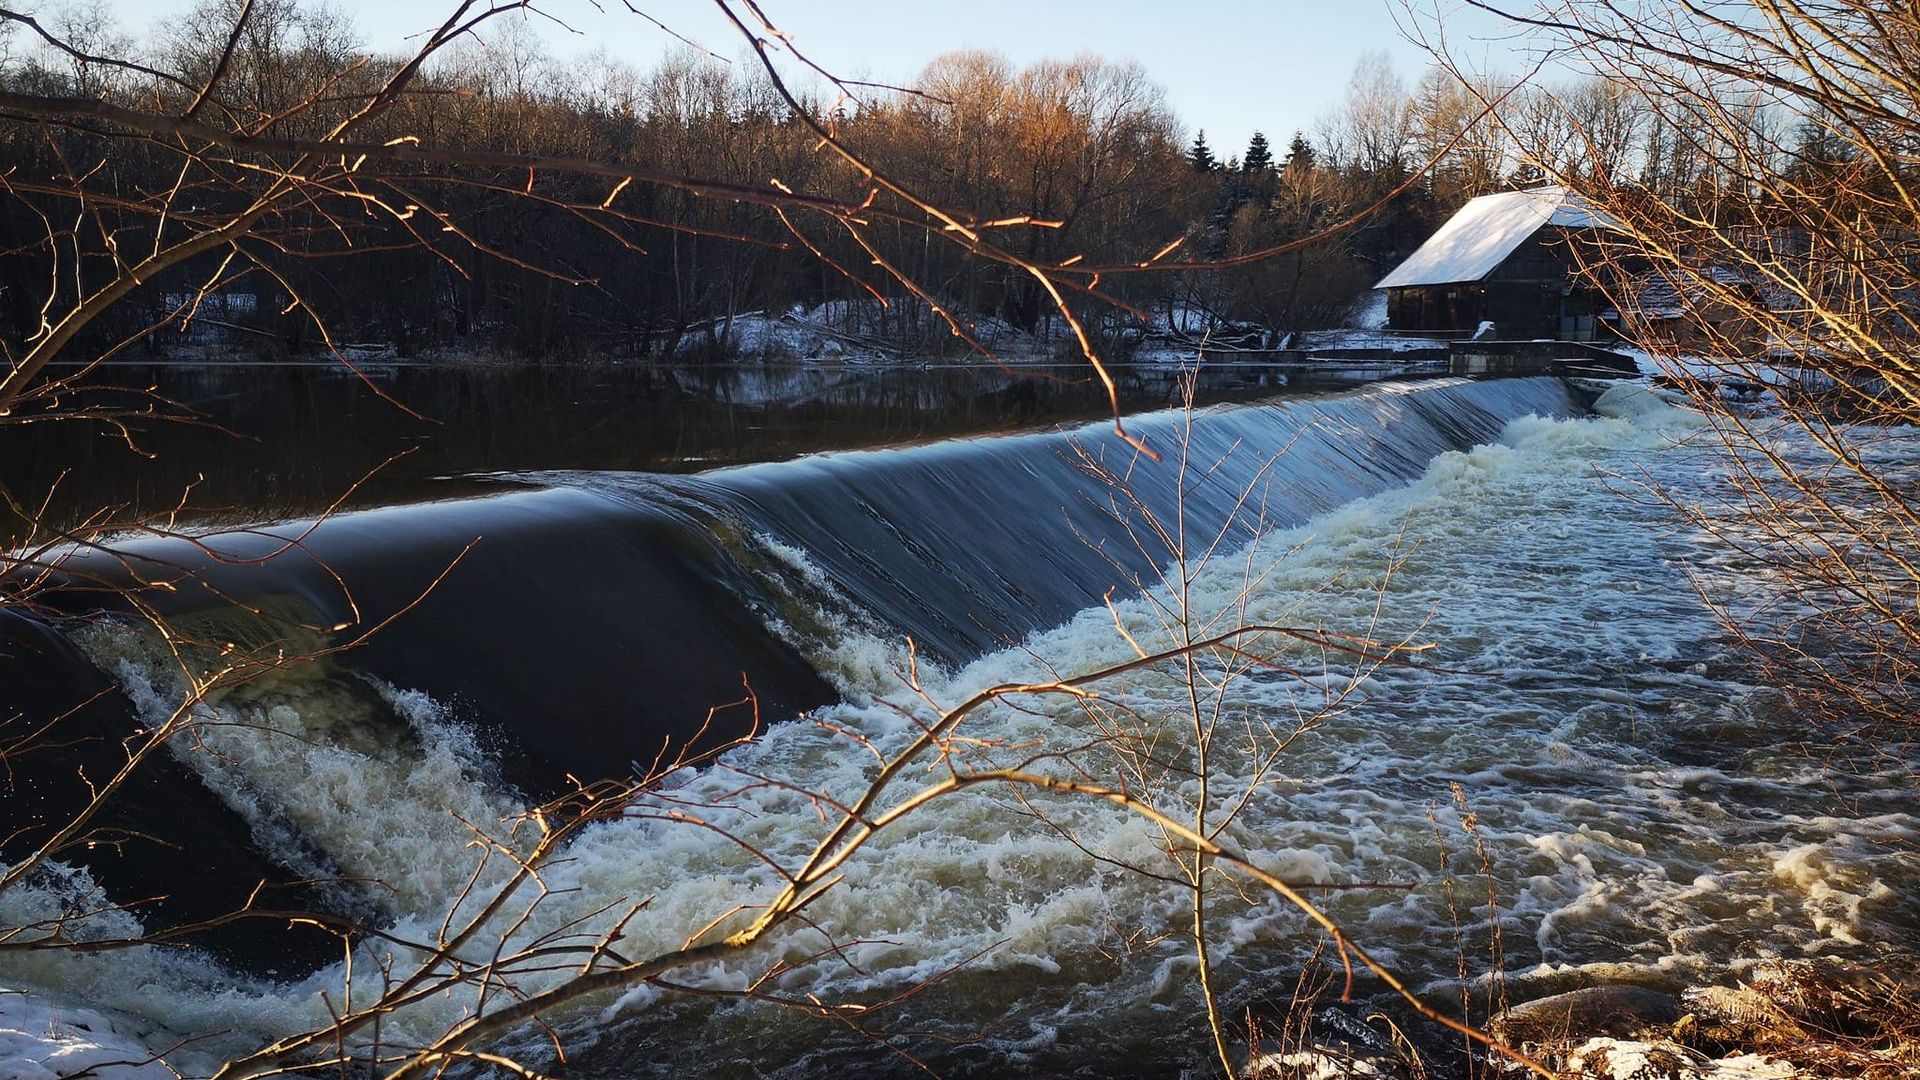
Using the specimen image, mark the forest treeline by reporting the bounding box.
[0,0,1854,362]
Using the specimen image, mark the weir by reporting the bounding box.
[691,375,1582,663]
[6,375,1583,967]
[30,376,1581,788]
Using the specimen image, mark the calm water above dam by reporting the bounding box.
[2,368,1915,1079]
[6,360,1327,528]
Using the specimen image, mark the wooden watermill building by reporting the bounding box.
[1377,186,1628,341]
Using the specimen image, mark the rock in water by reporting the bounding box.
[1492,985,1681,1048]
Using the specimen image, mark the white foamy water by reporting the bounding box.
[4,384,1915,1078]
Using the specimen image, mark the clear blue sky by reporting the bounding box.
[93,0,1537,151]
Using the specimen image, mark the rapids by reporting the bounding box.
[2,378,1914,1079]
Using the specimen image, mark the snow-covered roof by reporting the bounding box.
[1626,265,1758,320]
[1375,186,1622,290]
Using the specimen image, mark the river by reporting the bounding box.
[1,367,1913,1079]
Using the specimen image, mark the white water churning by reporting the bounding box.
[3,381,1914,1079]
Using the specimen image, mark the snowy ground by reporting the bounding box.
[1293,328,1449,353]
[1610,345,1846,408]
[669,301,1451,365]
[1349,290,1388,330]
[133,293,1455,368]
[1557,1039,1801,1079]
[0,988,173,1080]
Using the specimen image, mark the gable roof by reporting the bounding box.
[1375,186,1622,290]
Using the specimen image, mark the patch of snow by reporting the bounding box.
[1547,201,1621,231]
[1613,346,1835,406]
[1247,1049,1388,1079]
[1347,291,1388,330]
[1613,345,1764,383]
[1560,1038,1802,1079]
[673,302,1112,363]
[1150,303,1224,337]
[1133,340,1205,364]
[0,987,173,1080]
[1293,328,1450,353]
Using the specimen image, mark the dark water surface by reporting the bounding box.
[5,360,1353,527]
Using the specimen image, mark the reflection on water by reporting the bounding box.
[3,360,1346,528]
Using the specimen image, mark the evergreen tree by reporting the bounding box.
[1187,129,1219,173]
[1789,118,1855,180]
[1283,131,1316,176]
[1243,130,1274,172]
